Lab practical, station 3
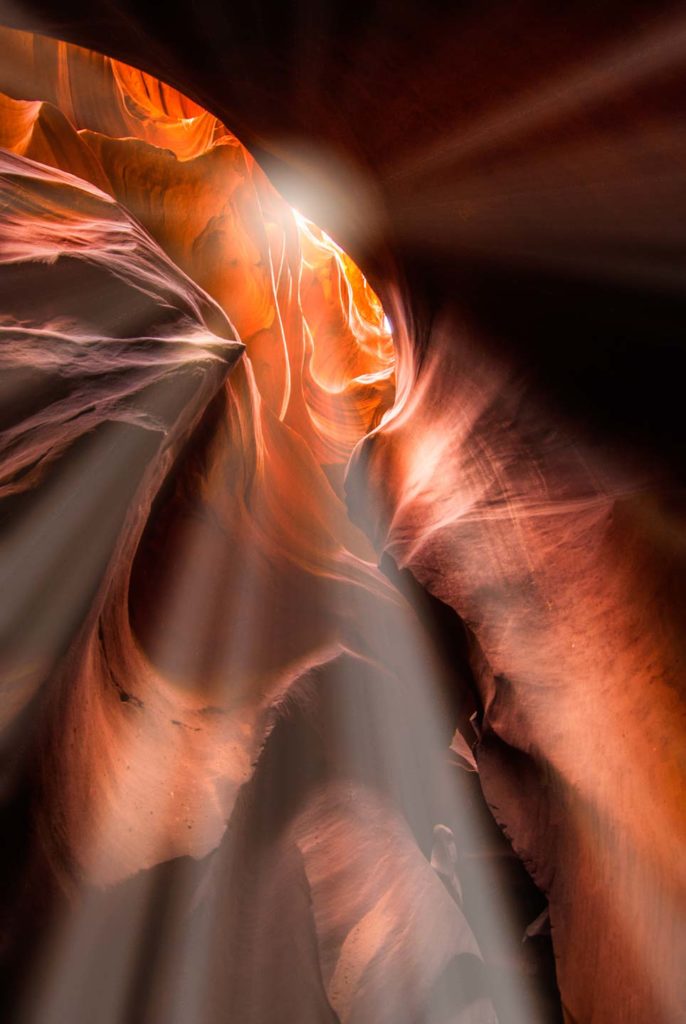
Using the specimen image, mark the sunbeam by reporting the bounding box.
[0,14,683,1024]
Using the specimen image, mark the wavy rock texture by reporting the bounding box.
[0,11,684,1024]
[0,27,518,1024]
[348,318,686,1024]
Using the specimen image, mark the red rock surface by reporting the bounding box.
[0,12,684,1024]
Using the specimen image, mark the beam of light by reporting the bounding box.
[0,25,572,1024]
[386,11,686,187]
[347,300,686,1024]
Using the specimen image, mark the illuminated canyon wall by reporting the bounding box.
[0,8,684,1024]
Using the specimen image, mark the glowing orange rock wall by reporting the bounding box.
[1,16,684,1024]
[0,27,507,1024]
[0,26,399,879]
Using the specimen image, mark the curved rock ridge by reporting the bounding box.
[347,312,686,1024]
[0,144,242,711]
[0,29,400,882]
[0,26,396,469]
[0,27,512,1024]
[0,7,682,1024]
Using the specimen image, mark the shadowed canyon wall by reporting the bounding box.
[0,6,684,1023]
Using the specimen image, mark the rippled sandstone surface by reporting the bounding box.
[0,15,684,1024]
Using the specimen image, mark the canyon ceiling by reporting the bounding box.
[0,4,684,1024]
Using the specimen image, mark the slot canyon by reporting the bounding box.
[0,6,684,1024]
